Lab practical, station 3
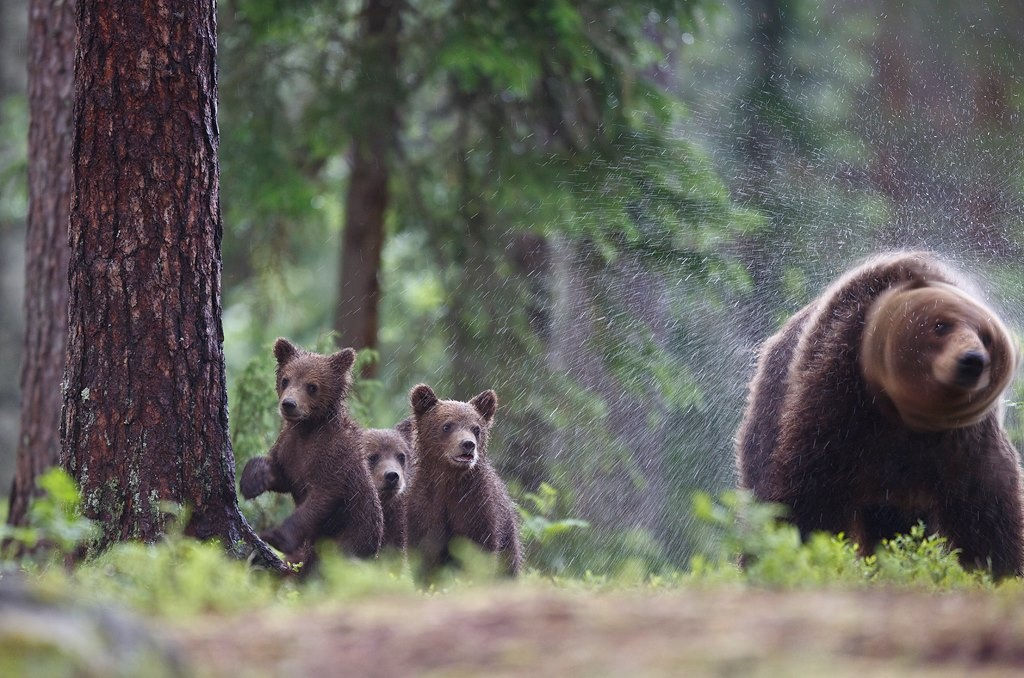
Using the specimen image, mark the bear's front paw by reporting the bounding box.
[240,457,272,499]
[260,527,298,555]
[259,527,283,551]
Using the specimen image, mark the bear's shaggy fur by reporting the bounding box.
[363,425,415,551]
[405,385,522,576]
[736,252,1024,576]
[239,338,383,559]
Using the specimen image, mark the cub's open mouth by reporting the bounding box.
[452,453,476,464]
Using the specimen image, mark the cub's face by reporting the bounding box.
[410,385,497,470]
[273,338,356,423]
[363,429,412,498]
[861,282,1017,430]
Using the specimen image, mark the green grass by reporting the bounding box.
[1,471,1012,625]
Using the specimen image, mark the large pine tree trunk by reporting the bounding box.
[62,0,282,569]
[8,0,76,527]
[335,0,401,373]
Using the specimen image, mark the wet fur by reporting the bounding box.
[405,386,523,577]
[239,339,383,560]
[735,252,1024,577]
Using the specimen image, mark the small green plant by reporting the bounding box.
[516,482,589,575]
[0,467,98,564]
[872,523,989,588]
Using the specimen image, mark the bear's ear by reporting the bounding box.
[394,416,415,443]
[273,338,299,365]
[410,384,438,416]
[328,348,357,376]
[470,389,498,423]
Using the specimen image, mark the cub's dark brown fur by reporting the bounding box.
[239,338,383,559]
[406,385,522,576]
[363,426,415,551]
[736,252,1024,577]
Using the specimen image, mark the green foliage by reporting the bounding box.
[0,474,1011,629]
[690,491,992,590]
[40,533,416,618]
[61,534,287,616]
[230,348,278,465]
[0,468,98,563]
[872,524,990,589]
[0,94,27,227]
[516,482,589,575]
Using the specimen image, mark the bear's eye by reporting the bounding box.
[306,383,318,396]
[397,453,406,466]
[368,453,380,467]
[442,422,452,434]
[471,425,481,437]
[934,321,952,336]
[281,378,290,388]
[981,332,993,347]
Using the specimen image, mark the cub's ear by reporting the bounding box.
[410,384,438,416]
[273,338,299,365]
[329,347,357,375]
[395,416,415,443]
[470,389,498,423]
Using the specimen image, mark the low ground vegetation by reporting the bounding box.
[5,471,1024,675]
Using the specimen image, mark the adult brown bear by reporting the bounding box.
[735,252,1023,576]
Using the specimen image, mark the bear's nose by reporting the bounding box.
[460,439,476,453]
[384,471,400,485]
[956,351,988,385]
[281,398,298,413]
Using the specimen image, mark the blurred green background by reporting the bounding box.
[3,0,1024,573]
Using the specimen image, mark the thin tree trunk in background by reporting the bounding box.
[735,0,787,342]
[335,0,401,375]
[743,0,785,179]
[62,0,282,569]
[338,137,388,363]
[8,0,75,527]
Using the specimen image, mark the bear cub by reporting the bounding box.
[239,338,383,560]
[406,385,522,576]
[363,425,415,552]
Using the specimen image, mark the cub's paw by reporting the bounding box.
[240,457,272,499]
[259,527,284,552]
[260,527,299,556]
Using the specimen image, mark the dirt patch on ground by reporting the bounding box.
[175,586,1024,676]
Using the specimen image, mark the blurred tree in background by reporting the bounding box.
[8,0,75,528]
[4,0,1024,572]
[0,0,28,479]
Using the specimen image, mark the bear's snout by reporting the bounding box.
[384,470,400,486]
[460,439,476,453]
[281,398,299,416]
[955,350,988,387]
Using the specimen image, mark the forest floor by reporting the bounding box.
[173,585,1024,677]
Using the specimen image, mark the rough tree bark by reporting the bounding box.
[335,0,401,375]
[8,0,76,528]
[62,0,283,569]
